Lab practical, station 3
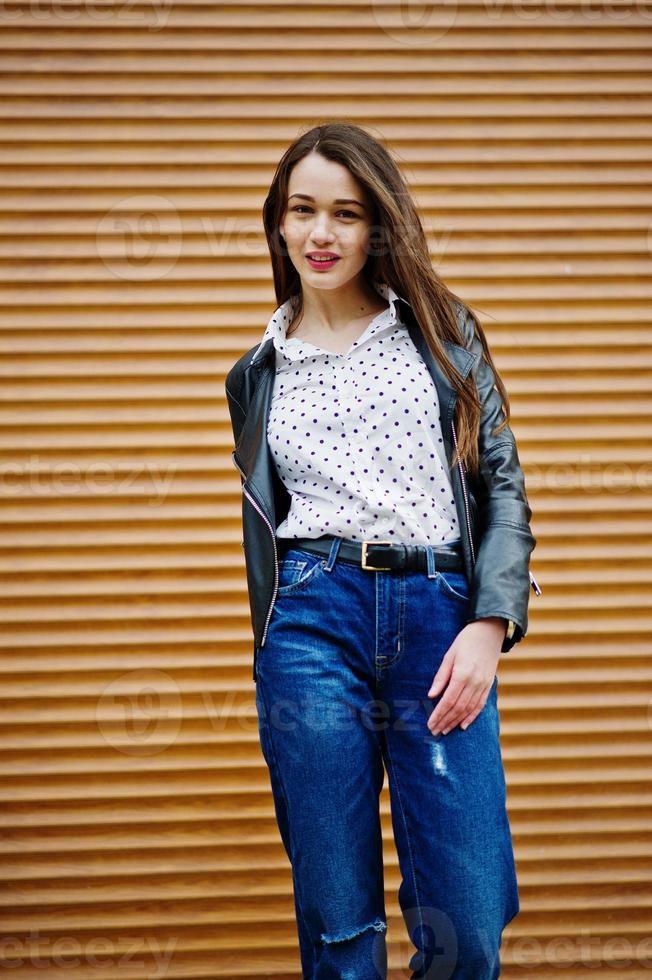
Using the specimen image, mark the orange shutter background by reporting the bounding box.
[1,2,651,976]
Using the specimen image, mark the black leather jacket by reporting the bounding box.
[226,297,541,680]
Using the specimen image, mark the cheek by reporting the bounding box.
[351,225,371,254]
[283,221,304,244]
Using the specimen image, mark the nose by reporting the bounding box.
[310,214,336,242]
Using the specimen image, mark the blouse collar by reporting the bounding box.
[251,280,407,364]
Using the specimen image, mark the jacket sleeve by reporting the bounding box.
[225,363,248,478]
[460,306,538,653]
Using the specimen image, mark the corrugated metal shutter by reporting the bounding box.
[1,2,650,977]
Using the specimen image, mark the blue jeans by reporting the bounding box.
[255,536,520,979]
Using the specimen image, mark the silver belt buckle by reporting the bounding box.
[361,540,394,571]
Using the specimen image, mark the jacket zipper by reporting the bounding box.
[451,417,476,566]
[232,451,279,646]
[450,419,541,596]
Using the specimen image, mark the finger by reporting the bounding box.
[428,678,467,728]
[437,699,475,734]
[441,686,487,734]
[459,688,486,722]
[460,694,490,731]
[428,677,475,729]
[468,683,493,717]
[431,706,466,735]
[428,651,454,698]
[441,718,464,735]
[429,695,477,735]
[433,680,487,733]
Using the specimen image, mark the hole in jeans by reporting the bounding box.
[320,917,387,945]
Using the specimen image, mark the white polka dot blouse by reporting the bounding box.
[250,281,463,548]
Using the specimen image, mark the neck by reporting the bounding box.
[297,278,387,333]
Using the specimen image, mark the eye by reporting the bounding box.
[291,206,360,219]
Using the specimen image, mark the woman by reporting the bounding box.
[225,121,541,979]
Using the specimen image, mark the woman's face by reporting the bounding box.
[279,151,375,291]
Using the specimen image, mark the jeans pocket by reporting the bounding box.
[277,549,327,595]
[436,569,471,603]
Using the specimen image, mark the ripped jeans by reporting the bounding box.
[255,536,520,979]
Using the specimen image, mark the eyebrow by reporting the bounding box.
[288,193,366,210]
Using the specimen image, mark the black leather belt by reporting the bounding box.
[277,536,465,573]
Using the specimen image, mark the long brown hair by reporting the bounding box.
[261,120,511,478]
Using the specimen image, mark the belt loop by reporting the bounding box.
[426,545,437,579]
[325,536,342,572]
